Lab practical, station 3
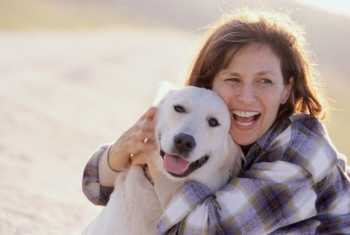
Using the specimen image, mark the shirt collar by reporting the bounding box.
[242,117,291,170]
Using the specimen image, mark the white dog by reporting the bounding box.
[83,86,242,235]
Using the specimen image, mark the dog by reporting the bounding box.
[83,86,242,235]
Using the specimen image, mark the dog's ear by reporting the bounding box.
[154,89,176,129]
[223,136,243,177]
[152,81,181,106]
[156,90,175,107]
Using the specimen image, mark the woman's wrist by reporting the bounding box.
[107,145,123,172]
[98,145,124,187]
[107,144,131,172]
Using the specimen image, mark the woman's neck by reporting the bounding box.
[241,144,253,156]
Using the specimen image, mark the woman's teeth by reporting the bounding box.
[232,111,261,127]
[232,111,260,117]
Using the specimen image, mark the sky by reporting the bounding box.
[298,0,350,16]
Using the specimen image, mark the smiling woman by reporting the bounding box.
[82,10,350,234]
[212,43,292,145]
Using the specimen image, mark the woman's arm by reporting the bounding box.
[158,160,320,234]
[157,116,345,234]
[82,144,117,205]
[82,107,158,205]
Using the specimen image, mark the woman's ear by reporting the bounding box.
[281,77,294,104]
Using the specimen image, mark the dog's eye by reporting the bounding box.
[208,117,220,127]
[174,105,186,113]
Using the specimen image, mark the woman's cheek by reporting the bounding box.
[216,86,233,105]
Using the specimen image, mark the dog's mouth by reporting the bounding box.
[160,150,209,178]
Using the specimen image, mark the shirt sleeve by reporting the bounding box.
[157,117,340,234]
[158,160,319,234]
[82,145,115,206]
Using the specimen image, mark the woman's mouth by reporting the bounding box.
[232,110,261,128]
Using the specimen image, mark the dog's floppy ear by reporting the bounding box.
[156,90,175,108]
[223,136,243,177]
[152,81,181,106]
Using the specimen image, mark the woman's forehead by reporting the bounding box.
[222,44,282,75]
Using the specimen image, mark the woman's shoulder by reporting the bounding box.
[288,113,327,137]
[284,113,338,182]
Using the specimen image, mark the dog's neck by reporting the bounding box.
[146,155,181,209]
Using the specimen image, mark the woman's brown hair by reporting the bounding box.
[186,10,324,120]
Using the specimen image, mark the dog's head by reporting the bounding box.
[155,86,241,189]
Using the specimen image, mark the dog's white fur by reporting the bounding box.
[83,86,242,235]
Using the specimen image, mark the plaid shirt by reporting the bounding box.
[82,114,350,234]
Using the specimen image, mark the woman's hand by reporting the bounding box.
[108,107,158,171]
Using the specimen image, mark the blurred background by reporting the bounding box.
[0,0,349,234]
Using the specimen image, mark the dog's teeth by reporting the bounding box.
[232,111,260,118]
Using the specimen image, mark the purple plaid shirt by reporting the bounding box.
[82,114,350,234]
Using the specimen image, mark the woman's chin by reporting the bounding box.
[230,121,261,146]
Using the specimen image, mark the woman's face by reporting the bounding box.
[212,43,292,146]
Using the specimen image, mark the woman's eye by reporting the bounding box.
[174,105,186,113]
[224,77,240,83]
[208,117,220,127]
[259,78,273,85]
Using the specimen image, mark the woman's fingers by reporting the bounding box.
[108,107,158,170]
[131,143,158,166]
[137,117,156,133]
[137,107,157,123]
[134,107,157,145]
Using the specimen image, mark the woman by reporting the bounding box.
[82,11,350,234]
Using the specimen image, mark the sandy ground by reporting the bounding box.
[0,30,196,235]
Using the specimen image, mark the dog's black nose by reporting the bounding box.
[174,133,196,155]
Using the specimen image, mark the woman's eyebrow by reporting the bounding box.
[256,70,275,76]
[222,70,276,77]
[226,72,240,77]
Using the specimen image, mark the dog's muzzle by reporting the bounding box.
[160,150,210,178]
[173,133,196,156]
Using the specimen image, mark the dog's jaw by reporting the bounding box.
[159,149,211,177]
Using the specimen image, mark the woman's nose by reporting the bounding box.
[236,85,257,104]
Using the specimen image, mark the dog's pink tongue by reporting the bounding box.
[164,154,189,175]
